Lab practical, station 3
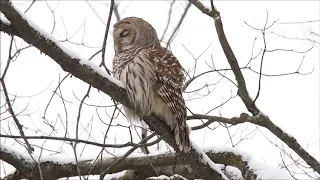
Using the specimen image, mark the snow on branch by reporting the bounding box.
[1,144,291,179]
[206,147,291,179]
[0,1,226,179]
[1,0,315,178]
[0,1,127,106]
[0,12,11,25]
[191,142,228,179]
[1,1,123,89]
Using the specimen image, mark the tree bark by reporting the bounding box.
[0,1,225,179]
[1,144,258,179]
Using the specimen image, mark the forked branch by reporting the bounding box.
[188,0,320,174]
[0,1,226,179]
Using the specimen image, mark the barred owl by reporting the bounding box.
[112,17,191,152]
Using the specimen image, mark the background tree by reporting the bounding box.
[0,0,319,179]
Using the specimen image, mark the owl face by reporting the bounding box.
[113,17,159,54]
[113,20,137,53]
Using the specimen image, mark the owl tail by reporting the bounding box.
[174,124,191,152]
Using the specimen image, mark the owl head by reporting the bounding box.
[113,17,159,54]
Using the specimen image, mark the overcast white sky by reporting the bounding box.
[1,1,319,179]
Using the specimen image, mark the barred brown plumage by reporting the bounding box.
[112,17,191,152]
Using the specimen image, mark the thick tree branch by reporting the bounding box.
[188,0,320,174]
[0,20,15,36]
[0,1,225,179]
[2,0,317,177]
[1,144,270,180]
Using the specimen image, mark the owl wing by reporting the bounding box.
[149,45,186,125]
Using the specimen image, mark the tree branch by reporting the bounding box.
[1,144,275,180]
[0,1,226,179]
[0,34,33,154]
[0,19,15,36]
[188,0,320,174]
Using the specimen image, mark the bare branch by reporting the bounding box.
[99,132,158,179]
[160,0,176,42]
[280,19,320,24]
[100,0,114,74]
[113,3,121,22]
[166,1,191,47]
[188,0,320,173]
[0,134,162,149]
[0,36,34,154]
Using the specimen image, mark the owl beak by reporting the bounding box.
[115,43,121,52]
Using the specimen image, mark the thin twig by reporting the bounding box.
[0,36,34,154]
[160,0,176,42]
[166,2,191,48]
[99,132,158,180]
[100,0,115,74]
[0,134,162,148]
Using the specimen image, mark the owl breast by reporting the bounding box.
[113,50,157,121]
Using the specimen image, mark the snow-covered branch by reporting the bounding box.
[0,1,225,179]
[1,0,317,179]
[0,12,11,25]
[0,144,290,180]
